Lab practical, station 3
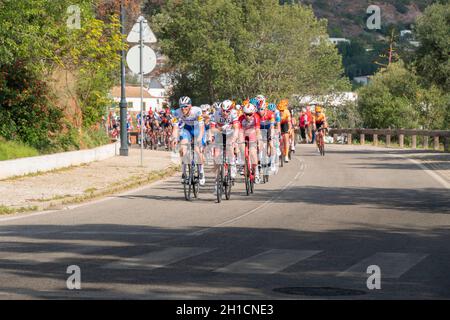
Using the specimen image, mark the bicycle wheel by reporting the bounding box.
[216,165,223,203]
[183,165,192,201]
[244,156,251,196]
[250,169,255,194]
[224,165,232,200]
[193,164,199,198]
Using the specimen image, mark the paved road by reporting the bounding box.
[0,144,449,299]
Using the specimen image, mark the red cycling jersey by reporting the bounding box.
[239,113,261,143]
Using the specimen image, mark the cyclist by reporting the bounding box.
[210,100,240,185]
[289,106,297,153]
[171,96,206,186]
[257,100,275,177]
[200,104,213,163]
[313,106,328,152]
[277,99,292,163]
[238,100,261,184]
[159,109,172,150]
[268,103,281,172]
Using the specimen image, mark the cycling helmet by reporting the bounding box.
[315,106,322,113]
[200,104,210,112]
[243,103,257,115]
[256,95,266,109]
[249,97,259,107]
[235,104,242,111]
[268,103,277,112]
[179,96,192,107]
[258,101,267,112]
[221,100,234,112]
[212,101,221,110]
[277,99,289,111]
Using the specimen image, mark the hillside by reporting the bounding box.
[302,0,436,37]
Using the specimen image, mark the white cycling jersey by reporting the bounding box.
[211,109,239,128]
[171,107,204,128]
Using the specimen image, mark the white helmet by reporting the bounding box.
[221,100,234,112]
[235,104,242,110]
[179,96,192,107]
[200,104,210,112]
[212,102,221,110]
[243,103,256,115]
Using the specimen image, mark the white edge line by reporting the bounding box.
[188,157,306,236]
[388,154,450,190]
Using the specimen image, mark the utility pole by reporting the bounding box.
[119,0,129,156]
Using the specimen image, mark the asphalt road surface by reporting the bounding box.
[0,144,449,299]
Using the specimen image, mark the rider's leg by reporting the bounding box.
[179,138,189,181]
[283,133,290,162]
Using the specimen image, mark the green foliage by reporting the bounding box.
[358,62,421,129]
[414,2,450,92]
[0,61,63,150]
[152,0,349,104]
[0,137,39,161]
[0,0,123,152]
[328,101,363,129]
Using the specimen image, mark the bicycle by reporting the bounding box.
[183,140,200,201]
[279,133,285,167]
[216,133,233,203]
[243,136,255,196]
[259,130,271,184]
[316,127,326,156]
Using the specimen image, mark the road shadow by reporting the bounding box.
[0,223,450,299]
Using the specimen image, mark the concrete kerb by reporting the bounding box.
[0,141,120,180]
[0,165,180,217]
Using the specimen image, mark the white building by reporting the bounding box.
[111,86,158,112]
[400,29,413,38]
[145,79,169,109]
[328,38,351,45]
[353,76,370,86]
[295,92,358,107]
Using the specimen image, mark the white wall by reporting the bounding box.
[0,142,120,180]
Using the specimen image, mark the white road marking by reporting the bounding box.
[0,245,110,265]
[102,246,213,270]
[215,249,321,274]
[338,252,428,278]
[386,153,449,189]
[188,157,306,236]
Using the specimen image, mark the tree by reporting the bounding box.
[0,0,124,151]
[414,2,450,92]
[358,61,421,129]
[151,0,349,104]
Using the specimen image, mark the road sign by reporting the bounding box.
[127,16,157,43]
[126,45,157,75]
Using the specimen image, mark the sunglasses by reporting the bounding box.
[181,105,191,109]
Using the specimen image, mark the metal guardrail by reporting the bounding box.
[327,128,450,152]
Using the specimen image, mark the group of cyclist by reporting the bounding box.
[169,95,328,195]
[108,95,329,196]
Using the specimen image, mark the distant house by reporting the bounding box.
[111,86,155,113]
[146,79,169,109]
[310,36,351,46]
[328,38,351,45]
[295,92,358,107]
[353,76,371,86]
[400,29,413,38]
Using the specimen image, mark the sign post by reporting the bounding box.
[126,16,157,166]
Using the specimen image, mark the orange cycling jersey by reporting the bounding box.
[280,109,291,124]
[315,113,326,125]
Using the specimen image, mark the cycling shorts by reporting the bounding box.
[179,124,201,143]
[280,122,289,134]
